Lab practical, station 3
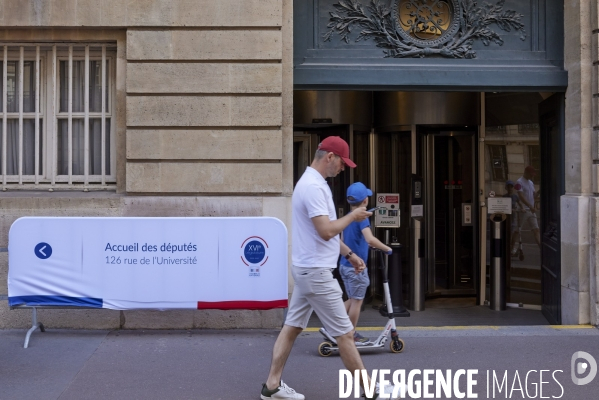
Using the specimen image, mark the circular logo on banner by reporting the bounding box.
[240,236,269,266]
[241,237,269,277]
[378,196,385,203]
[34,242,52,259]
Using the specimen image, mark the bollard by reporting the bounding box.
[386,240,410,317]
[490,213,507,311]
[410,217,425,311]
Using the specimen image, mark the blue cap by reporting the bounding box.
[506,180,514,186]
[347,182,373,204]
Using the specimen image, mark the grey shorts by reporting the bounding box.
[339,264,370,300]
[519,210,539,230]
[284,266,354,338]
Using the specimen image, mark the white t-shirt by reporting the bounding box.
[516,176,535,210]
[292,167,339,268]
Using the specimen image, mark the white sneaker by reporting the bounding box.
[261,380,305,400]
[374,382,406,399]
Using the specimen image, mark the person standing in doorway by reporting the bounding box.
[516,166,541,248]
[504,180,522,256]
[339,182,392,345]
[260,136,403,400]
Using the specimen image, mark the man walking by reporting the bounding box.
[516,166,541,248]
[260,136,402,400]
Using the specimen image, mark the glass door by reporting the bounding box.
[424,130,478,295]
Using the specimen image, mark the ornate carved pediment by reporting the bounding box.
[323,0,526,58]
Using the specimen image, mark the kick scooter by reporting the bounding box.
[317,249,405,356]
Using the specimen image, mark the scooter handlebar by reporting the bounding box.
[370,247,393,255]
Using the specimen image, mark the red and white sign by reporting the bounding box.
[375,193,400,228]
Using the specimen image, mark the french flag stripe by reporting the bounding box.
[197,299,288,310]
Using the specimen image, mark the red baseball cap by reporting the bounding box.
[525,166,536,175]
[317,136,356,168]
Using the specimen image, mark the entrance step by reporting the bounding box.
[510,277,541,293]
[510,266,541,280]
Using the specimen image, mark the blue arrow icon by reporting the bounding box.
[34,242,52,259]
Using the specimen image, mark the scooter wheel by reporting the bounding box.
[318,341,333,357]
[390,338,405,353]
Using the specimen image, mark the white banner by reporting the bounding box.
[8,217,288,310]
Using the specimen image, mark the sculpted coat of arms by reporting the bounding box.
[323,0,526,58]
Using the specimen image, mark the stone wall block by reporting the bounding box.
[127,163,161,192]
[1,0,33,26]
[127,130,283,160]
[127,63,282,94]
[506,153,524,164]
[0,0,282,27]
[0,216,19,247]
[127,30,281,61]
[231,97,282,126]
[175,0,282,27]
[591,197,599,326]
[0,304,36,329]
[126,96,229,127]
[262,197,292,292]
[0,303,120,329]
[126,0,175,26]
[122,310,194,329]
[127,96,282,127]
[593,96,599,129]
[505,144,524,154]
[99,0,128,26]
[126,163,283,194]
[193,309,283,329]
[561,286,591,325]
[122,197,263,217]
[0,252,7,294]
[561,196,590,292]
[229,64,283,94]
[74,0,103,26]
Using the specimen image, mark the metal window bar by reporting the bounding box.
[101,45,106,185]
[84,45,89,186]
[35,46,40,184]
[2,46,6,188]
[68,45,73,185]
[52,45,57,187]
[18,47,23,185]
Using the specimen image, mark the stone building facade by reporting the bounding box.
[0,0,293,329]
[0,0,597,329]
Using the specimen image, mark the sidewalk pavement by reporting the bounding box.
[1,326,598,400]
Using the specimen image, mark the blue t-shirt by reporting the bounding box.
[340,216,370,268]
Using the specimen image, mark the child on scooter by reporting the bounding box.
[340,182,392,345]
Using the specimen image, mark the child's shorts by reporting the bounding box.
[339,264,370,300]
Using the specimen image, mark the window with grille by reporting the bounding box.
[487,144,508,182]
[528,145,541,183]
[0,43,116,190]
